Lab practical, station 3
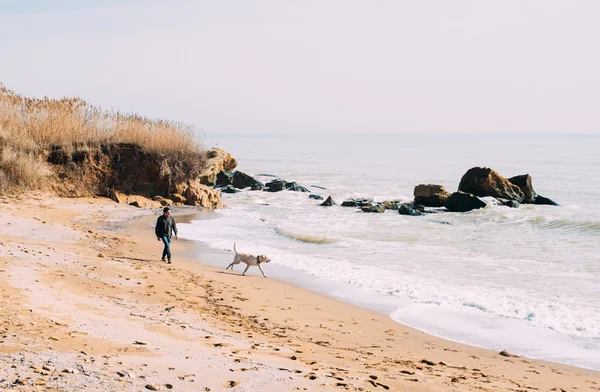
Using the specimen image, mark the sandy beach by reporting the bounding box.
[0,195,598,392]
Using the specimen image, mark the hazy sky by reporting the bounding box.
[1,1,599,134]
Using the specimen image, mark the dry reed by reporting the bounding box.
[0,84,205,190]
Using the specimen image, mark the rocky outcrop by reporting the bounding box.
[320,196,335,206]
[398,203,423,216]
[264,179,309,192]
[508,174,536,203]
[361,204,386,213]
[414,184,450,207]
[199,148,238,186]
[445,191,487,212]
[174,179,223,209]
[341,198,373,207]
[458,167,524,202]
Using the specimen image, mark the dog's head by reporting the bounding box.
[257,255,271,264]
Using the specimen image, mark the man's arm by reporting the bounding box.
[155,216,161,238]
[172,217,178,238]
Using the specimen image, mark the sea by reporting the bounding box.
[180,133,600,370]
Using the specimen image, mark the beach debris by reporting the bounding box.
[420,359,436,366]
[134,340,148,345]
[224,380,239,388]
[97,253,106,258]
[499,350,518,357]
[165,306,175,311]
[145,384,160,390]
[62,368,79,374]
[42,365,55,372]
[165,384,174,390]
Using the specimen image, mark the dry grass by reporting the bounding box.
[0,84,206,191]
[0,84,202,153]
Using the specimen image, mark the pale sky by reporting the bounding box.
[1,0,599,134]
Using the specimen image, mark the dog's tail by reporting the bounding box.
[233,242,238,254]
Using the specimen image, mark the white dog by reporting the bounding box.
[225,243,271,277]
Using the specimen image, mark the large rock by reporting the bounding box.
[232,171,264,190]
[361,204,385,213]
[414,184,450,207]
[534,195,560,206]
[458,167,524,202]
[341,198,373,207]
[381,200,400,210]
[320,196,335,206]
[174,179,223,209]
[445,191,487,212]
[508,174,536,203]
[199,148,238,186]
[398,203,423,216]
[215,171,234,188]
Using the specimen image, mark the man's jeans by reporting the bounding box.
[161,235,171,260]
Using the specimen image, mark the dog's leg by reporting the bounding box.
[241,264,250,276]
[258,264,267,278]
[226,262,234,270]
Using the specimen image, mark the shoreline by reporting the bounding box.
[0,196,598,391]
[179,210,600,372]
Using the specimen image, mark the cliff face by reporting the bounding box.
[47,144,227,209]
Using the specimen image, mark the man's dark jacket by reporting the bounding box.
[155,215,178,240]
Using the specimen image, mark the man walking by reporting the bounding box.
[155,207,178,263]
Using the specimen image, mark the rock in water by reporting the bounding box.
[381,200,400,210]
[199,148,238,185]
[414,184,450,207]
[361,204,386,213]
[309,194,323,200]
[500,199,520,208]
[285,182,309,192]
[264,179,287,192]
[508,174,537,203]
[534,195,560,206]
[320,196,335,206]
[341,198,372,207]
[398,203,423,216]
[221,185,239,194]
[215,170,234,187]
[445,191,487,212]
[232,171,264,190]
[458,167,524,202]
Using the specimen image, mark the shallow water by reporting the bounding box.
[182,133,600,369]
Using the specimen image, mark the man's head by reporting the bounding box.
[163,207,171,216]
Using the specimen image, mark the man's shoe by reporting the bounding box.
[161,257,166,262]
[167,259,172,264]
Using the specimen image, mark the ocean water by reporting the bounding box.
[182,133,600,369]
